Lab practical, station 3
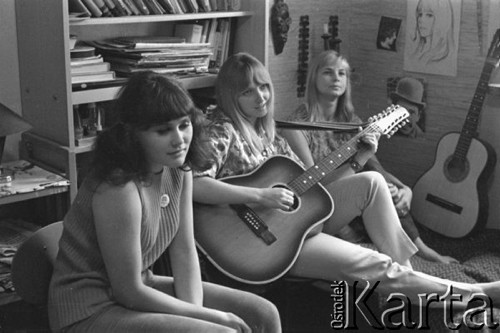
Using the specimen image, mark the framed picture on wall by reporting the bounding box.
[403,0,461,76]
[376,16,402,52]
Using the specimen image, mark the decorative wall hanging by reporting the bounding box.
[270,0,292,55]
[403,0,461,76]
[297,15,309,98]
[322,15,341,51]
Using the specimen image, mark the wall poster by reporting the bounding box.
[403,0,461,76]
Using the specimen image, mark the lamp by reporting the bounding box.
[0,102,32,172]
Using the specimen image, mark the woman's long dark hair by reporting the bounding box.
[91,71,212,185]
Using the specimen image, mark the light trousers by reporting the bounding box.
[288,171,475,305]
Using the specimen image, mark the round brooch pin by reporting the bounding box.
[160,194,170,208]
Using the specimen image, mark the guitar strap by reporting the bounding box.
[276,119,368,133]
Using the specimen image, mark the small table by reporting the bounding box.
[0,160,69,205]
[0,160,69,306]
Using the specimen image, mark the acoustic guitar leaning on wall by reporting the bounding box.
[411,29,500,239]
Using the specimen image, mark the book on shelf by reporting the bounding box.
[106,54,210,66]
[216,0,227,11]
[196,0,212,12]
[209,19,222,68]
[112,36,185,48]
[112,0,132,15]
[101,0,121,16]
[89,39,213,78]
[228,0,240,10]
[81,0,103,17]
[102,49,213,61]
[123,0,141,15]
[174,24,204,43]
[175,0,189,13]
[71,71,116,84]
[218,18,230,67]
[221,18,232,65]
[102,0,124,15]
[156,0,175,14]
[200,20,210,43]
[91,0,113,16]
[70,46,96,59]
[183,0,199,13]
[70,54,104,66]
[206,18,217,44]
[111,63,206,76]
[170,0,185,13]
[144,0,166,14]
[89,40,212,53]
[208,0,217,11]
[209,0,239,11]
[68,0,92,17]
[206,18,231,68]
[131,0,150,14]
[70,62,111,75]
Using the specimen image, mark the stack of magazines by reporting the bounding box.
[89,36,213,77]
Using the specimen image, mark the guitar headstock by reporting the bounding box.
[368,104,410,137]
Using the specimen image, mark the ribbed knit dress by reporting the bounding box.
[48,167,184,331]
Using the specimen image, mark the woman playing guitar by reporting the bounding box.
[192,53,500,310]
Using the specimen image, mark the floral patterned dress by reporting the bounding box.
[195,110,303,179]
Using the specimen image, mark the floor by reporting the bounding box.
[0,300,50,333]
[0,286,379,333]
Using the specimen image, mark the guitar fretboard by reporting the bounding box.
[455,30,500,161]
[288,125,378,195]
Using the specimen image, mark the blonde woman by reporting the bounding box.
[192,52,500,310]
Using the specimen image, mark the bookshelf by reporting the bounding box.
[14,0,270,201]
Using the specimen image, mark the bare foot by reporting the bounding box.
[477,281,500,305]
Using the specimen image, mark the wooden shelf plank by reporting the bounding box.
[70,11,253,26]
[72,74,217,105]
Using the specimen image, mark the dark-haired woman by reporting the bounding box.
[48,72,281,333]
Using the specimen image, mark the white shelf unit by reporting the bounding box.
[15,0,270,201]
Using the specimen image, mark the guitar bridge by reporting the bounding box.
[425,194,463,214]
[230,204,277,245]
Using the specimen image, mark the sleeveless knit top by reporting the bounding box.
[48,167,184,331]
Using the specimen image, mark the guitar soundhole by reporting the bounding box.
[444,156,469,183]
[273,184,299,212]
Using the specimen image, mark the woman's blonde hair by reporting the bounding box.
[216,52,276,154]
[305,50,355,123]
